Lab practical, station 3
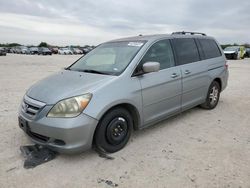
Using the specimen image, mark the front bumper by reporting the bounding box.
[224,53,236,59]
[18,96,98,154]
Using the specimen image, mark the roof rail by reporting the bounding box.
[172,31,206,36]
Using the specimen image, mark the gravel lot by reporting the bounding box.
[0,54,250,188]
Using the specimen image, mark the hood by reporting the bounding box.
[224,50,237,54]
[26,70,115,104]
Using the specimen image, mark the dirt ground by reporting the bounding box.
[0,54,250,188]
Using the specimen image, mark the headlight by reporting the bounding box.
[47,93,92,118]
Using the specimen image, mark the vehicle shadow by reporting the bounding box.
[131,106,201,139]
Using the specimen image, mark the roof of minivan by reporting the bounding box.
[109,33,214,43]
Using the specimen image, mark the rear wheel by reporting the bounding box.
[200,81,220,109]
[94,107,133,153]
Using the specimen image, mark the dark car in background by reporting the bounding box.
[38,47,52,55]
[245,48,250,58]
[80,47,92,55]
[0,47,7,56]
[3,47,11,53]
[29,47,39,55]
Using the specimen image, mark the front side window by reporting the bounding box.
[140,39,175,70]
[173,38,200,65]
[69,41,146,75]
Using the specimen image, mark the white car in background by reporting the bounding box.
[72,48,83,54]
[223,46,246,60]
[20,46,30,54]
[58,48,73,55]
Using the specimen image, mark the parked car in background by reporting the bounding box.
[20,46,30,54]
[224,46,246,59]
[80,47,91,55]
[50,47,59,54]
[9,47,16,53]
[29,47,39,55]
[14,46,22,54]
[4,47,11,53]
[245,48,250,58]
[0,47,7,56]
[70,47,83,54]
[38,47,52,55]
[58,48,73,55]
[18,32,228,154]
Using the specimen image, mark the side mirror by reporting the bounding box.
[142,62,160,73]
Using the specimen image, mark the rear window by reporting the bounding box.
[199,39,221,59]
[173,38,200,65]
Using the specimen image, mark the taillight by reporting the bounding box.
[225,63,228,69]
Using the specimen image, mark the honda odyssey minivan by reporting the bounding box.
[18,31,228,153]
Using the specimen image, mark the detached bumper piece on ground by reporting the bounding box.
[20,144,58,169]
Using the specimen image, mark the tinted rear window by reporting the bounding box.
[173,38,200,65]
[199,39,221,59]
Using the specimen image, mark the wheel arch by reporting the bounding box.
[214,77,222,90]
[96,103,141,131]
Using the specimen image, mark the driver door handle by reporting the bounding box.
[184,70,191,75]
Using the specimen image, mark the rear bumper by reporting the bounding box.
[221,68,229,92]
[18,105,98,154]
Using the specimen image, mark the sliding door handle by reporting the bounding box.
[184,70,191,75]
[171,73,179,78]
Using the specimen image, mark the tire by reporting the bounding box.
[200,81,221,109]
[94,107,133,153]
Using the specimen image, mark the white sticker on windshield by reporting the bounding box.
[128,42,143,47]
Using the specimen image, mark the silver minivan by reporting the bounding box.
[18,32,229,153]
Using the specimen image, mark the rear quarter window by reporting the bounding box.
[199,39,221,59]
[173,38,200,65]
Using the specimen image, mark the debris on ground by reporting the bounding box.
[187,174,197,182]
[94,147,114,160]
[20,144,58,169]
[6,167,17,172]
[97,178,118,187]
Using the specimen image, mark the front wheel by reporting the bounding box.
[94,107,133,153]
[200,81,220,109]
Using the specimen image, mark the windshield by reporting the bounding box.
[69,41,145,75]
[224,46,239,51]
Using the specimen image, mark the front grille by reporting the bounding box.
[21,95,46,118]
[22,102,40,116]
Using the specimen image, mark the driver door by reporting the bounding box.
[136,39,182,125]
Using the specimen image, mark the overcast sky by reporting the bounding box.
[0,0,249,46]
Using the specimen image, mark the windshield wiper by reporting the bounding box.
[75,69,110,75]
